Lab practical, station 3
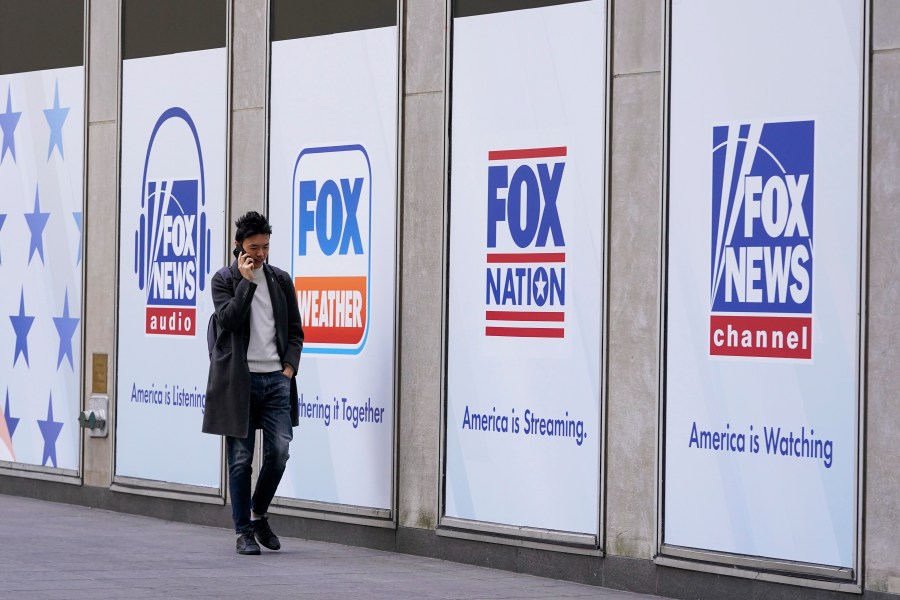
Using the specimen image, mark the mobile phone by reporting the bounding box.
[232,246,242,260]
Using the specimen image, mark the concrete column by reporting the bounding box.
[82,0,121,487]
[226,0,269,495]
[865,0,900,594]
[605,0,662,559]
[229,0,268,232]
[398,0,447,530]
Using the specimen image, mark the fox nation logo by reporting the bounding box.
[484,146,567,339]
[293,144,371,355]
[134,108,212,337]
[709,120,814,359]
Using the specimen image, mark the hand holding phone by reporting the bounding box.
[234,245,254,281]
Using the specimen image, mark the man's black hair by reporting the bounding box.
[234,211,273,243]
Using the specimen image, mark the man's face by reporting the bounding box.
[239,233,270,269]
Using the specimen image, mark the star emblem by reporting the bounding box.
[53,289,80,370]
[532,269,549,304]
[25,186,50,265]
[4,389,18,439]
[9,288,34,367]
[72,211,82,264]
[37,394,64,468]
[0,86,21,164]
[44,80,70,161]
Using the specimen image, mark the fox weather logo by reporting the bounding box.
[134,107,212,337]
[709,120,814,360]
[293,144,371,355]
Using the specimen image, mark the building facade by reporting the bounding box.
[1,1,898,598]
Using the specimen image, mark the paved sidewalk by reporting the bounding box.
[0,494,664,600]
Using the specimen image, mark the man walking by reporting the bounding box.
[204,211,304,555]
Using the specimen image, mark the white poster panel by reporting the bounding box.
[446,1,606,535]
[664,0,863,567]
[116,49,226,488]
[0,67,84,470]
[269,26,398,509]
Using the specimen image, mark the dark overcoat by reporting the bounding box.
[203,261,304,438]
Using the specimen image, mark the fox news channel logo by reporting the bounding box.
[292,144,371,355]
[485,146,567,339]
[709,120,814,360]
[134,107,212,337]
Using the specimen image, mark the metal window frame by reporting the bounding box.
[109,0,232,505]
[264,0,405,530]
[654,1,870,592]
[436,0,612,553]
[0,0,90,486]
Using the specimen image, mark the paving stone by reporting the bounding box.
[0,494,663,600]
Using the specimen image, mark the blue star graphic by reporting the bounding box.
[72,212,82,264]
[9,288,34,367]
[0,86,21,164]
[25,187,50,265]
[37,394,64,468]
[4,390,18,439]
[53,289,80,370]
[0,213,6,264]
[44,81,70,161]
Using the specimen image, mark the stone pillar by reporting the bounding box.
[82,0,121,487]
[398,0,448,530]
[865,0,900,594]
[605,0,663,560]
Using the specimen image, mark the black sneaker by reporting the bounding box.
[252,516,281,550]
[236,531,261,555]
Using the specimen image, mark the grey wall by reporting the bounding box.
[6,1,899,598]
[230,0,268,230]
[605,0,662,560]
[865,0,900,594]
[398,0,446,532]
[83,0,119,488]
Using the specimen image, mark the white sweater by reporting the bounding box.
[246,266,281,373]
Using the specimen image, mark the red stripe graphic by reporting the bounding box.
[486,327,565,338]
[486,252,566,263]
[485,311,564,322]
[488,147,567,161]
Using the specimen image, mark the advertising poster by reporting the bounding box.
[0,66,84,471]
[268,3,398,510]
[663,0,864,567]
[445,0,606,535]
[116,48,226,488]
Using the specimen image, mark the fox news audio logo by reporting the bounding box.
[485,146,567,338]
[134,108,212,337]
[293,144,371,355]
[709,120,814,359]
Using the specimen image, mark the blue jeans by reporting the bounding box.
[226,371,293,534]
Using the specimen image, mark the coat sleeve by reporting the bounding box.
[279,271,304,372]
[212,265,256,332]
